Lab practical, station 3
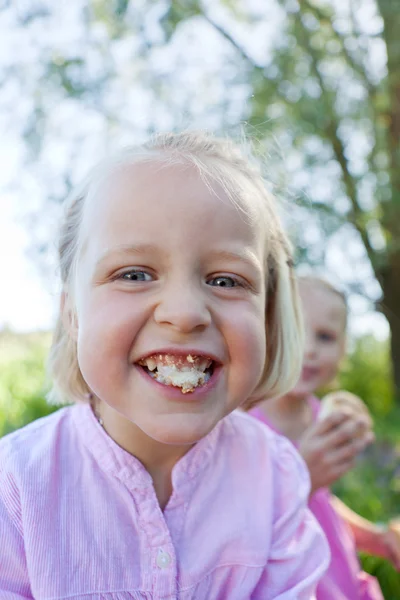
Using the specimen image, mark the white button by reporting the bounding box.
[157,549,171,569]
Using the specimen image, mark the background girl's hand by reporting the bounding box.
[382,527,400,571]
[318,391,372,432]
[298,411,374,493]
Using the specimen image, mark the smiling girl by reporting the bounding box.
[250,275,399,599]
[0,133,329,599]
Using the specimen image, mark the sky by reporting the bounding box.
[0,168,58,332]
[0,0,390,340]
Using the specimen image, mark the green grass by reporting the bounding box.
[0,330,57,436]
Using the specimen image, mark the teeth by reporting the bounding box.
[146,357,157,372]
[137,353,214,393]
[198,358,212,371]
[139,353,212,372]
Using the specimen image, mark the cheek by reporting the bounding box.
[319,349,342,375]
[76,293,143,381]
[226,303,266,381]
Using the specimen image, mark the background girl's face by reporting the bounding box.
[72,161,267,446]
[291,282,346,398]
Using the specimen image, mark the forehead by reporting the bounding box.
[80,161,266,258]
[299,282,346,330]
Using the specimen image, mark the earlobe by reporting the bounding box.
[61,290,79,341]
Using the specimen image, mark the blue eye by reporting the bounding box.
[120,270,152,282]
[208,276,239,288]
[318,332,335,342]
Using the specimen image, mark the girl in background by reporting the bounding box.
[0,133,329,598]
[250,275,399,599]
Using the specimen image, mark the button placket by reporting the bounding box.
[153,544,177,598]
[156,547,171,569]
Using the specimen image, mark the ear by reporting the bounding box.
[61,289,79,341]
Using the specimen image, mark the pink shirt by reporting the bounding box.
[0,404,329,599]
[250,400,383,600]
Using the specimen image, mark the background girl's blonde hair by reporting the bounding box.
[47,130,304,405]
[298,275,348,329]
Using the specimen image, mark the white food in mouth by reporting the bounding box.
[138,354,213,393]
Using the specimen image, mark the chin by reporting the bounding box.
[145,428,209,447]
[291,381,316,398]
[143,414,220,447]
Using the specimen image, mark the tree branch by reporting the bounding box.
[301,0,383,202]
[294,12,378,271]
[302,0,377,95]
[203,4,379,271]
[295,197,347,223]
[201,14,264,72]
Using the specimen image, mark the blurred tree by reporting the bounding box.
[3,0,400,394]
[0,331,56,436]
[338,335,394,417]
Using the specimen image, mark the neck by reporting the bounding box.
[259,391,309,416]
[93,398,193,509]
[256,392,313,442]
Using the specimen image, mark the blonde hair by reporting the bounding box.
[298,275,348,329]
[48,131,304,405]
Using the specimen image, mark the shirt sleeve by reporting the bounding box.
[253,436,330,599]
[0,456,33,598]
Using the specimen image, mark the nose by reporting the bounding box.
[153,281,211,334]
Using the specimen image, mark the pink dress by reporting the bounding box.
[250,398,384,600]
[0,404,329,599]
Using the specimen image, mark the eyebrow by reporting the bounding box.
[206,249,263,274]
[94,245,262,275]
[94,244,159,273]
[94,244,160,268]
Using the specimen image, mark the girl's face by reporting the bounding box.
[291,283,346,398]
[73,162,267,446]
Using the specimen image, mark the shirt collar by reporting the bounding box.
[72,403,224,497]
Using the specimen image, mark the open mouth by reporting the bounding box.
[137,353,216,394]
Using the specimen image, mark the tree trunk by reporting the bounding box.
[380,255,400,397]
[384,311,400,398]
[375,0,400,398]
